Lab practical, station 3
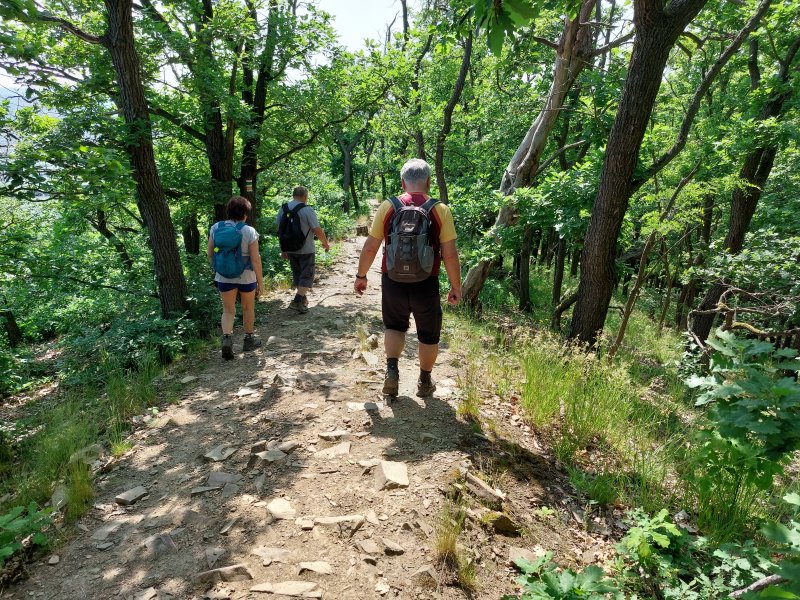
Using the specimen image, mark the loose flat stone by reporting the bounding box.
[221,483,240,499]
[382,539,405,555]
[133,588,158,600]
[463,470,505,507]
[47,555,60,565]
[374,461,409,491]
[314,514,365,537]
[267,498,296,519]
[180,375,197,384]
[204,445,238,462]
[251,581,320,597]
[191,485,222,496]
[361,351,379,367]
[193,563,254,585]
[251,546,292,566]
[411,564,438,586]
[250,450,287,467]
[419,433,438,443]
[95,542,113,551]
[206,547,226,569]
[220,516,239,535]
[315,441,350,459]
[346,401,382,412]
[318,430,350,441]
[298,561,332,575]
[208,471,242,486]
[366,510,379,526]
[91,521,121,541]
[508,546,545,566]
[245,378,263,387]
[276,440,301,454]
[115,485,148,506]
[358,459,381,471]
[485,511,521,534]
[237,387,259,397]
[142,533,176,558]
[356,539,381,555]
[251,440,268,453]
[296,518,314,530]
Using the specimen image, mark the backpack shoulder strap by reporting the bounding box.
[289,203,308,216]
[235,222,247,231]
[388,196,404,211]
[420,198,439,213]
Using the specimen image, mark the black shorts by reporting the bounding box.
[381,273,442,345]
[288,253,315,288]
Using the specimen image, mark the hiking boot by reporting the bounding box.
[416,378,436,398]
[243,334,262,352]
[382,369,399,396]
[301,296,309,310]
[221,334,234,361]
[289,298,308,314]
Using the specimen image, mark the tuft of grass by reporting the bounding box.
[569,467,620,507]
[64,463,93,522]
[433,499,477,594]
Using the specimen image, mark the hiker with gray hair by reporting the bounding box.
[354,158,461,398]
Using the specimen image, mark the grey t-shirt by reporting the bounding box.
[275,200,320,255]
[209,220,260,284]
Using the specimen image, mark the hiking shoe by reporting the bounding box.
[301,296,309,310]
[289,298,308,314]
[416,378,436,398]
[243,334,262,352]
[382,369,399,396]
[221,334,234,361]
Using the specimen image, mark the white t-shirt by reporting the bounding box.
[209,220,260,284]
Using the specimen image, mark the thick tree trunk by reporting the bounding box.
[101,0,187,317]
[434,32,473,205]
[569,0,707,345]
[569,245,580,277]
[182,213,200,255]
[0,309,23,348]
[460,0,597,302]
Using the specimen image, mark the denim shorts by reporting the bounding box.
[216,281,257,293]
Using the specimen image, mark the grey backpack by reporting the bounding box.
[385,196,440,283]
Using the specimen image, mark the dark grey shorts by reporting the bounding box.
[288,253,315,288]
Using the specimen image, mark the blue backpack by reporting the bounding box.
[212,221,251,278]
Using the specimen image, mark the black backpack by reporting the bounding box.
[385,196,440,283]
[277,203,309,252]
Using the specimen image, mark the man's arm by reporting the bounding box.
[354,235,382,295]
[440,239,462,305]
[313,226,330,252]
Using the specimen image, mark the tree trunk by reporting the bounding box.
[553,236,567,306]
[570,245,580,277]
[101,0,188,317]
[435,32,473,205]
[691,36,800,343]
[460,0,598,302]
[519,225,533,311]
[182,213,200,255]
[1,309,23,348]
[569,0,707,345]
[90,209,134,270]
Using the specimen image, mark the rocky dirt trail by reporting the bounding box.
[8,223,600,600]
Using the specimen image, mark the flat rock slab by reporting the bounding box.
[251,581,321,597]
[142,533,177,558]
[133,588,158,600]
[191,485,222,496]
[115,485,148,506]
[180,375,197,384]
[206,546,226,569]
[314,441,351,459]
[237,387,259,397]
[91,521,121,541]
[375,461,409,490]
[251,546,292,566]
[204,444,238,462]
[317,430,350,441]
[356,539,381,555]
[296,518,314,530]
[314,515,364,537]
[382,539,405,555]
[267,498,296,520]
[250,450,287,466]
[208,471,242,486]
[346,401,382,412]
[297,561,332,575]
[194,563,254,585]
[508,546,546,567]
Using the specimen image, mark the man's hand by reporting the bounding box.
[354,277,368,296]
[447,286,462,305]
[281,252,288,260]
[323,241,330,253]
